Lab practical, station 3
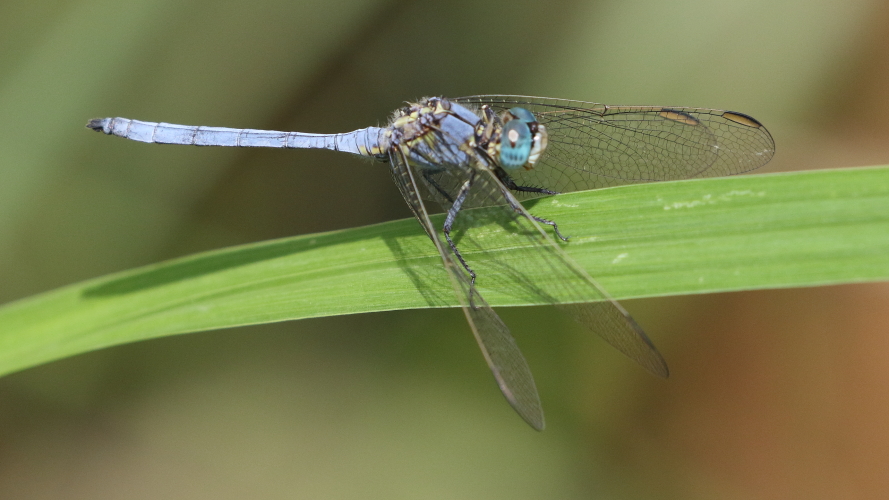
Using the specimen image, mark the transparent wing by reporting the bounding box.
[405,129,669,380]
[442,166,668,378]
[387,144,546,431]
[453,95,775,195]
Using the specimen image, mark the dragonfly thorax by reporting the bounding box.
[383,99,549,175]
[385,98,482,171]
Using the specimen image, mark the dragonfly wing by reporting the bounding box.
[453,95,775,195]
[559,302,668,378]
[388,144,545,430]
[428,155,669,378]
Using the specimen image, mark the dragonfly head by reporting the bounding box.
[497,107,548,170]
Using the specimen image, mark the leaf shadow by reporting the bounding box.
[81,224,407,298]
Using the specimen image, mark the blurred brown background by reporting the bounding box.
[2,0,889,498]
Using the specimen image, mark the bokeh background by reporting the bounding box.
[2,0,889,498]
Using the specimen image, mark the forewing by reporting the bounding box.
[388,145,545,430]
[453,95,775,195]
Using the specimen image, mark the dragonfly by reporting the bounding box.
[88,95,775,430]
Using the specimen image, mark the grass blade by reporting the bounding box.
[1,165,887,376]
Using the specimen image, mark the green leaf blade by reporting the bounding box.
[1,165,888,377]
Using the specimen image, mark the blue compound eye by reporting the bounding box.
[499,119,532,170]
[507,107,537,123]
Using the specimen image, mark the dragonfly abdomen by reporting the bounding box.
[86,117,386,157]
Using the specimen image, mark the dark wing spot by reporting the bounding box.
[658,109,700,126]
[721,111,764,128]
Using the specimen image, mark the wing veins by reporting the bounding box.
[388,143,546,431]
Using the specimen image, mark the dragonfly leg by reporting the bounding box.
[496,172,569,241]
[443,174,478,305]
[529,213,569,242]
[509,184,559,196]
[496,169,559,196]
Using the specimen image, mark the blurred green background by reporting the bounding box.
[2,0,889,498]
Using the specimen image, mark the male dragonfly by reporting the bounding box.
[89,95,775,430]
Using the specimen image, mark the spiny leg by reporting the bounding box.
[496,169,559,196]
[527,212,568,241]
[443,172,478,305]
[497,171,569,241]
[504,181,559,197]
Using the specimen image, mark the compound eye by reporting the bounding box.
[499,120,532,170]
[506,107,537,124]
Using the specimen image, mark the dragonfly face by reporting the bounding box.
[498,119,534,169]
[497,107,548,171]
